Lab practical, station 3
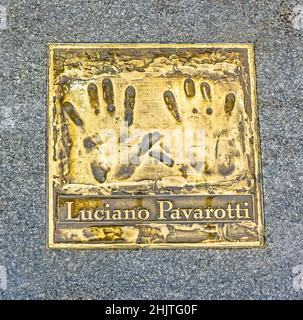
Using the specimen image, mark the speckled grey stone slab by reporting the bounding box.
[0,0,302,300]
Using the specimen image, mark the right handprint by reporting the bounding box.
[57,51,251,188]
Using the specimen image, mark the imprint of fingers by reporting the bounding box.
[115,128,178,180]
[62,77,238,183]
[163,78,236,120]
[62,78,116,183]
[164,78,238,176]
[62,79,140,183]
[116,130,162,180]
[198,79,237,176]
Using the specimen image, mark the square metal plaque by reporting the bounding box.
[47,43,264,248]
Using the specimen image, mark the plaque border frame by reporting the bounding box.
[47,43,264,249]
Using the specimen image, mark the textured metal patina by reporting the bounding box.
[47,43,264,248]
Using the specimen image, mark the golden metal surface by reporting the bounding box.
[47,43,264,248]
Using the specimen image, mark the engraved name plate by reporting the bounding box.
[48,43,264,248]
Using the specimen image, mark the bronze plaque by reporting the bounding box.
[47,43,264,248]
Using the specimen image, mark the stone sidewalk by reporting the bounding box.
[0,0,302,299]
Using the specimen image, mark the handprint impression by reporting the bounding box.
[61,76,245,185]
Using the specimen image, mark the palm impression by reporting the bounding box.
[54,49,253,190]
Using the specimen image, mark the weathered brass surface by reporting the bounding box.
[48,43,264,248]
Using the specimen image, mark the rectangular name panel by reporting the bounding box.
[57,194,254,224]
